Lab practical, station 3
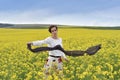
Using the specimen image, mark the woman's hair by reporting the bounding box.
[48,25,58,33]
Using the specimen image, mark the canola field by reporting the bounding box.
[0,27,120,80]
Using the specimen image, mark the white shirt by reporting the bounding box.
[32,37,67,59]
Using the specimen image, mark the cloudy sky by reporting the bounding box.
[0,0,120,26]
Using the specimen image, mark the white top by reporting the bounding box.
[32,37,67,59]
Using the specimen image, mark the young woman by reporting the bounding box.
[27,25,68,78]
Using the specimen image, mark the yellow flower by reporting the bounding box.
[11,74,16,79]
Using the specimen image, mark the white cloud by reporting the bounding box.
[0,6,120,26]
[0,9,54,23]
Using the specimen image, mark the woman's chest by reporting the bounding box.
[49,39,62,46]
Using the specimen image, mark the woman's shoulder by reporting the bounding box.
[45,37,62,41]
[58,37,62,42]
[46,36,51,39]
[59,37,62,40]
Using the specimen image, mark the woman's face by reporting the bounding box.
[51,27,57,36]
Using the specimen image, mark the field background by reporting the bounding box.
[0,27,120,80]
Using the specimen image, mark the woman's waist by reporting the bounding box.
[49,51,62,56]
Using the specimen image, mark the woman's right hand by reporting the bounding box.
[64,58,69,62]
[27,42,33,45]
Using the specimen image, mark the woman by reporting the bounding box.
[27,25,68,78]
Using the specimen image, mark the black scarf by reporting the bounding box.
[27,44,101,57]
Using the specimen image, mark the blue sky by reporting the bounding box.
[0,0,120,26]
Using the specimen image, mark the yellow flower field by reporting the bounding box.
[0,27,120,80]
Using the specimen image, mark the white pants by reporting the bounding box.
[44,56,63,74]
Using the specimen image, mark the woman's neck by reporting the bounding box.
[52,35,58,39]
